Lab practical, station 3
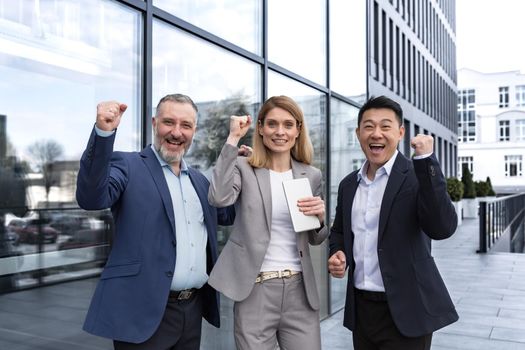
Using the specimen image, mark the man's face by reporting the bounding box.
[152,101,197,165]
[356,108,404,173]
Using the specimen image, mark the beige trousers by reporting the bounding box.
[233,274,321,350]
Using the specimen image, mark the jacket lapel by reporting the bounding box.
[254,167,272,231]
[291,158,308,180]
[378,153,409,242]
[140,146,176,236]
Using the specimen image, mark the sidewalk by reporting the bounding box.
[1,218,525,349]
[321,218,525,349]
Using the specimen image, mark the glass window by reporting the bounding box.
[152,21,261,348]
[516,119,525,141]
[0,0,142,292]
[268,71,328,317]
[516,85,525,107]
[329,0,366,102]
[268,0,326,85]
[499,86,509,108]
[458,156,473,178]
[499,120,510,141]
[457,89,476,142]
[505,155,523,177]
[153,0,262,54]
[329,97,359,312]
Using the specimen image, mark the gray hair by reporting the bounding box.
[154,93,198,117]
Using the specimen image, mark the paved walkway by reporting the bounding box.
[321,218,525,349]
[1,218,525,349]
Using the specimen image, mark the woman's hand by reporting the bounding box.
[297,196,325,223]
[227,115,252,146]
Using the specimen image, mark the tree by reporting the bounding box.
[486,176,496,196]
[27,139,64,204]
[190,94,255,168]
[461,165,476,199]
[474,180,489,197]
[446,177,464,202]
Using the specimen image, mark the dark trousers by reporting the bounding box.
[114,291,203,350]
[353,289,432,350]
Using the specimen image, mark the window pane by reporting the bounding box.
[268,0,326,85]
[154,0,262,54]
[0,0,142,291]
[330,0,367,101]
[329,98,360,312]
[152,21,261,348]
[268,71,328,318]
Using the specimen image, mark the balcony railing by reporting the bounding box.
[478,193,525,253]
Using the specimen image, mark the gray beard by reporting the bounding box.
[157,143,185,165]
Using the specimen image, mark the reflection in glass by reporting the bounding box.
[329,98,361,312]
[268,0,326,85]
[152,20,261,349]
[154,0,262,54]
[0,0,142,292]
[268,71,328,318]
[330,0,367,102]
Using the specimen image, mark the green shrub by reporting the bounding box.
[475,181,489,197]
[461,165,476,199]
[486,176,496,196]
[447,177,464,202]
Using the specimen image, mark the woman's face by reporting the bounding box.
[259,107,300,155]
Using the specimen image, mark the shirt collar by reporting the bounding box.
[357,150,398,182]
[150,144,188,173]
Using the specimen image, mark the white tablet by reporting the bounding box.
[282,178,321,232]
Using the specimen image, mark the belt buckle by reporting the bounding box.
[178,289,193,300]
[282,269,292,278]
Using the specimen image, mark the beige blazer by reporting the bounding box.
[208,144,328,310]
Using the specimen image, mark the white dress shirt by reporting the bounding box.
[352,151,399,292]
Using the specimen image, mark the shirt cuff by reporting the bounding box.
[94,124,116,137]
[413,152,433,160]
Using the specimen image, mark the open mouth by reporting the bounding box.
[369,143,385,154]
[166,139,183,146]
[272,139,288,145]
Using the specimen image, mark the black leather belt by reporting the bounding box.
[169,288,197,301]
[355,288,387,302]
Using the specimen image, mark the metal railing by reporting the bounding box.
[478,193,525,253]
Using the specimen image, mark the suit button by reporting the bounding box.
[430,165,436,176]
[166,271,173,277]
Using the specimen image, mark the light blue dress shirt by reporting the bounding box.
[94,126,208,290]
[150,146,208,291]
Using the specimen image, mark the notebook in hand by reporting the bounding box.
[282,178,321,232]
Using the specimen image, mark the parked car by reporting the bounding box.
[17,219,59,244]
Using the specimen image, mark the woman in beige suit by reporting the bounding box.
[208,95,328,350]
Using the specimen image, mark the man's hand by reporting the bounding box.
[96,101,128,132]
[328,250,347,278]
[237,144,253,157]
[227,115,252,146]
[410,134,433,156]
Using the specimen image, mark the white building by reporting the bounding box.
[457,68,525,194]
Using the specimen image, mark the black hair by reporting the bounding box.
[357,95,403,126]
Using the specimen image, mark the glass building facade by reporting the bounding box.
[0,0,368,348]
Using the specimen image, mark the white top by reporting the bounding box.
[260,169,302,272]
[352,150,398,292]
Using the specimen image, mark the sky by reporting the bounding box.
[456,0,525,74]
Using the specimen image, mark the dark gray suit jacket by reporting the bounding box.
[329,152,459,337]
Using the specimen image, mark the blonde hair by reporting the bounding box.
[248,95,313,168]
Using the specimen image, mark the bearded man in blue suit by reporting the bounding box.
[77,94,235,350]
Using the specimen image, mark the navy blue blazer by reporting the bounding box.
[330,152,459,337]
[76,128,235,343]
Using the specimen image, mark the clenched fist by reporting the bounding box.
[410,134,433,156]
[96,101,128,132]
[328,250,347,278]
